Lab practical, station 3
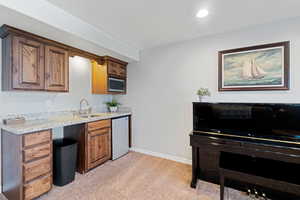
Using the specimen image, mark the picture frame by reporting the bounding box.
[218,41,290,91]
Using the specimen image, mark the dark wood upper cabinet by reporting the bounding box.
[0,25,71,92]
[12,36,45,90]
[45,45,69,92]
[92,56,128,95]
[107,61,126,78]
[2,35,46,91]
[0,25,128,93]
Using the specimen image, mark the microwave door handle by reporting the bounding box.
[109,78,124,82]
[109,89,124,92]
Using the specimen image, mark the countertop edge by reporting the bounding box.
[1,112,131,135]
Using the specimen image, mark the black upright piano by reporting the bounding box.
[190,102,300,200]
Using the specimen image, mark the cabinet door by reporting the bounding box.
[87,128,111,170]
[107,61,126,78]
[12,36,45,90]
[45,45,69,92]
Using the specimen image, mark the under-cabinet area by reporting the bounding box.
[1,114,131,200]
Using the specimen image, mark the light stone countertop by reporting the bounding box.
[0,112,131,135]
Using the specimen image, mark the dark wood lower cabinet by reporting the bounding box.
[87,128,111,170]
[2,130,52,200]
[190,132,300,199]
[64,119,112,174]
[1,118,122,200]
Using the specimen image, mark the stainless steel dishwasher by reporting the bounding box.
[112,116,129,160]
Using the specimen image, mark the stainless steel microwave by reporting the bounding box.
[108,77,126,92]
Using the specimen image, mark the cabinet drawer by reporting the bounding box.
[23,143,51,162]
[89,128,110,137]
[23,157,51,182]
[88,119,111,131]
[24,174,52,200]
[23,130,51,147]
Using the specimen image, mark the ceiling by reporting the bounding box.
[0,5,132,61]
[46,0,300,50]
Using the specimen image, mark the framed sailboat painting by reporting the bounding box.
[218,41,290,91]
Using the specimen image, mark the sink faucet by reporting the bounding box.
[79,98,92,115]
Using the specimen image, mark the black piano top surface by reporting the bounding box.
[193,102,300,148]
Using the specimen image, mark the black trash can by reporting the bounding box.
[53,139,78,186]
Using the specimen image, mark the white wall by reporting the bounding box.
[0,41,111,117]
[118,17,300,162]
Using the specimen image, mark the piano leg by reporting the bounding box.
[191,146,198,188]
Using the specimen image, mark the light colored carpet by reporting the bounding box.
[37,151,247,200]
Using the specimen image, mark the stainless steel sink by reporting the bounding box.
[79,114,108,118]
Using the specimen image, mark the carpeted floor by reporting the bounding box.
[36,152,247,200]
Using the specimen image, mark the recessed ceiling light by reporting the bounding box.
[196,9,209,18]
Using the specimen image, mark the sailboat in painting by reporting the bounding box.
[241,59,266,80]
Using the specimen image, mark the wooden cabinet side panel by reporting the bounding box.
[92,61,107,94]
[129,115,132,148]
[63,124,87,174]
[2,36,13,91]
[1,130,23,200]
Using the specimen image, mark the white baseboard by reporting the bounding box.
[130,147,192,165]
